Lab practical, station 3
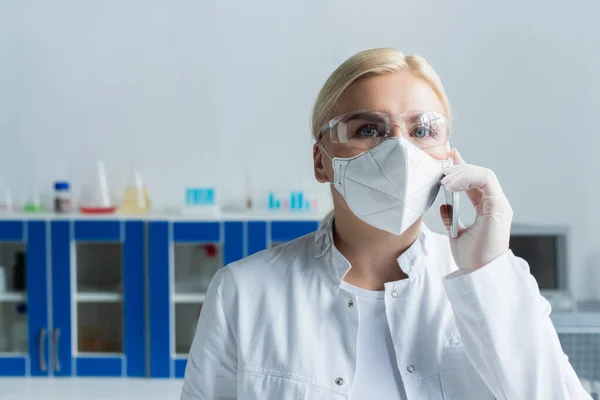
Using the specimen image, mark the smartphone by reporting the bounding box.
[444,189,459,238]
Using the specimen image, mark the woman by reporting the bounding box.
[181,48,589,399]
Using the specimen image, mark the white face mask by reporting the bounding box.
[325,138,450,235]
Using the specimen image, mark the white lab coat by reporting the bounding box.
[181,218,590,399]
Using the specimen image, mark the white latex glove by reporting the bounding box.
[440,149,513,270]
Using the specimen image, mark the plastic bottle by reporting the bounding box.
[12,304,28,353]
[13,252,26,293]
[53,181,72,213]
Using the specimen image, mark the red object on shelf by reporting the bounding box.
[79,206,118,214]
[196,244,218,257]
[204,244,217,257]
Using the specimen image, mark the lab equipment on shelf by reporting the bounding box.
[0,186,13,212]
[268,191,318,212]
[53,181,72,213]
[119,171,151,214]
[79,161,117,214]
[23,188,43,213]
[181,187,219,216]
[245,177,254,210]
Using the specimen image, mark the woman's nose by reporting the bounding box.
[389,124,403,138]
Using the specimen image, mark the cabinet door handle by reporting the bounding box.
[39,328,47,372]
[53,328,61,372]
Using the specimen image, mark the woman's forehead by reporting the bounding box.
[335,72,445,117]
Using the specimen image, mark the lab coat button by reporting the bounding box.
[347,300,354,308]
[391,290,399,298]
[335,377,344,385]
[407,365,415,373]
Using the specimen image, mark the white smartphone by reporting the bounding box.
[444,189,459,238]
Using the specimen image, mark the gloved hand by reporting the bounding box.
[440,149,513,270]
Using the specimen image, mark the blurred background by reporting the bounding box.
[0,0,599,398]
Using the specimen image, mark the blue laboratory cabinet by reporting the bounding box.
[0,215,320,377]
[147,219,319,378]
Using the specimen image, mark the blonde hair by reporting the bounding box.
[311,48,451,222]
[311,48,451,141]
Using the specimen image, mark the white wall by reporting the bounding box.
[1,0,598,299]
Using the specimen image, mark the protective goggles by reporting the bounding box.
[319,110,450,151]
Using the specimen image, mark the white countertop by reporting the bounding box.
[0,210,328,221]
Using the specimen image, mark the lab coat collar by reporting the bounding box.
[313,213,431,285]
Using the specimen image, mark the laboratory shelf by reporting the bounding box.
[76,283,123,303]
[76,291,123,303]
[0,292,26,302]
[172,293,206,304]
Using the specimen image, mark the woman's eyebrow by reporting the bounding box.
[346,111,387,122]
[406,111,442,125]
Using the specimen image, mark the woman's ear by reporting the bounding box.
[313,143,330,183]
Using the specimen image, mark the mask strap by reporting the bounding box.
[318,142,334,160]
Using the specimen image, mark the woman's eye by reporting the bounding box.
[411,126,435,139]
[358,125,382,138]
